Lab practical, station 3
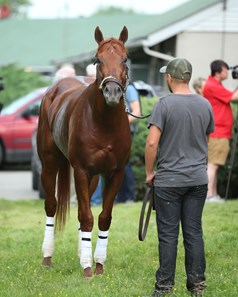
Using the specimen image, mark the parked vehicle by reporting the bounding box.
[133,80,158,98]
[31,127,45,198]
[0,87,48,167]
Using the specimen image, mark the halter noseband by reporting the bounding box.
[99,75,128,92]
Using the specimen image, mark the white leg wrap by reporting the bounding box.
[78,224,81,259]
[94,230,109,265]
[80,231,92,269]
[42,216,55,258]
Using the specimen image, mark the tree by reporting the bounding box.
[0,0,30,17]
[0,64,49,106]
[93,6,135,16]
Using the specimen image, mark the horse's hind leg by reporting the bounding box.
[41,153,60,268]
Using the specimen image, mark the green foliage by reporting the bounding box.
[0,64,49,106]
[0,0,30,15]
[93,6,135,16]
[0,199,238,296]
[218,105,238,199]
[131,96,159,200]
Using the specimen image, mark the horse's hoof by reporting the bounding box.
[84,267,93,278]
[95,263,104,275]
[42,257,52,268]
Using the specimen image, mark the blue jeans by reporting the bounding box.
[153,185,207,292]
[116,161,135,203]
[91,177,103,206]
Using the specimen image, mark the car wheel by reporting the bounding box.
[38,176,46,199]
[32,166,39,190]
[0,143,4,168]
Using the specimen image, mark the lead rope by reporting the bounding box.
[124,90,151,119]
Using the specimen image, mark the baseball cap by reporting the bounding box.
[160,58,192,81]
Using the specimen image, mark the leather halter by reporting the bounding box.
[99,75,129,111]
[99,75,128,92]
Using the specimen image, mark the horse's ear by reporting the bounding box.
[95,26,104,45]
[119,26,128,44]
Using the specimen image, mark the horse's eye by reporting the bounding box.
[123,58,127,64]
[94,58,101,65]
[95,58,104,66]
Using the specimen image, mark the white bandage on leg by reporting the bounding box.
[80,231,92,269]
[78,224,81,259]
[94,230,109,265]
[42,216,55,258]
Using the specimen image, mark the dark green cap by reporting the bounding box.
[160,58,192,81]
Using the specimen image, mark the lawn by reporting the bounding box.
[0,199,237,297]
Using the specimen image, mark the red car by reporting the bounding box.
[0,87,48,167]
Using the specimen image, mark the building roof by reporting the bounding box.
[1,0,234,70]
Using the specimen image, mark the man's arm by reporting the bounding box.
[145,125,161,186]
[128,100,141,123]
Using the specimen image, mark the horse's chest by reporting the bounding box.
[91,140,129,172]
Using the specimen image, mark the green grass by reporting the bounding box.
[0,199,238,297]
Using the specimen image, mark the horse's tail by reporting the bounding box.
[55,156,71,231]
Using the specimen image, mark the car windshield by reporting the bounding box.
[1,88,46,115]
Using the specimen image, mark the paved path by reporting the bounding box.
[0,170,38,200]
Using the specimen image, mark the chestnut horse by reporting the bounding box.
[37,26,131,277]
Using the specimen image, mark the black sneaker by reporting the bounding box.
[151,288,173,296]
[190,281,206,296]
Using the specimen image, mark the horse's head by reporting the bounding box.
[94,26,129,107]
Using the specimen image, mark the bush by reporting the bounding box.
[218,105,238,199]
[131,96,159,200]
[0,63,49,106]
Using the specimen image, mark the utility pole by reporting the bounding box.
[221,0,227,59]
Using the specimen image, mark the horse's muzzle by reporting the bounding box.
[102,81,123,106]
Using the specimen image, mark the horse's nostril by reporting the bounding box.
[104,87,110,97]
[117,87,122,97]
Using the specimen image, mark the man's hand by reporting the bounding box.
[146,172,155,187]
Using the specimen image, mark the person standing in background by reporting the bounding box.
[193,77,207,96]
[145,58,214,296]
[53,64,76,82]
[86,63,97,79]
[203,60,238,202]
[115,82,141,203]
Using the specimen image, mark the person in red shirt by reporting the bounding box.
[203,60,238,202]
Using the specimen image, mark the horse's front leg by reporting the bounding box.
[41,164,58,268]
[74,169,94,277]
[94,169,124,275]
